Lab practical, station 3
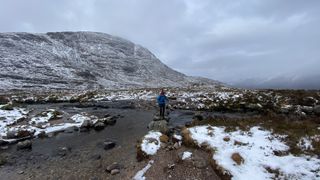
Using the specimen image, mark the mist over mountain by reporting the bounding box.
[233,74,320,90]
[0,31,221,91]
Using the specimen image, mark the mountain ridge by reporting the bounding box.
[0,31,222,91]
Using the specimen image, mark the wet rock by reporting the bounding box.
[37,131,47,138]
[185,121,192,127]
[148,120,168,134]
[105,116,117,125]
[103,140,116,150]
[94,122,105,131]
[314,105,320,115]
[106,162,120,172]
[57,146,71,157]
[0,140,9,146]
[193,114,203,121]
[301,106,313,114]
[81,120,92,128]
[80,127,90,132]
[17,140,32,150]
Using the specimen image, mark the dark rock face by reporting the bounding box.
[0,32,221,91]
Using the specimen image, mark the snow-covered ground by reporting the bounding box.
[140,131,162,155]
[188,125,320,180]
[0,105,28,137]
[0,105,99,141]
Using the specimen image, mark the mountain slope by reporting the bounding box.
[0,32,221,90]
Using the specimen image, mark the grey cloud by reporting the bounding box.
[0,0,319,89]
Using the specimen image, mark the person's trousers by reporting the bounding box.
[159,104,165,118]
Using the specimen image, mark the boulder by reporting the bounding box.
[16,140,32,150]
[104,140,116,150]
[106,162,120,172]
[105,116,117,125]
[148,120,168,134]
[0,140,9,146]
[153,115,170,121]
[5,130,17,139]
[193,114,203,121]
[314,105,320,115]
[81,120,92,128]
[57,147,71,157]
[94,122,105,131]
[57,146,71,157]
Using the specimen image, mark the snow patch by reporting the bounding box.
[182,151,192,160]
[173,134,182,141]
[298,137,314,150]
[141,131,162,155]
[188,125,320,180]
[133,160,154,180]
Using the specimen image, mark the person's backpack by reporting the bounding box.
[157,95,166,104]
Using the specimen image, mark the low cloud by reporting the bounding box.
[0,0,319,88]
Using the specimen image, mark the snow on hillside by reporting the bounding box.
[0,32,221,91]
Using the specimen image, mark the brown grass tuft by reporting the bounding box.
[208,151,232,180]
[136,141,149,162]
[181,127,197,147]
[231,152,244,165]
[159,134,169,143]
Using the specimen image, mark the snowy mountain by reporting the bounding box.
[0,32,221,91]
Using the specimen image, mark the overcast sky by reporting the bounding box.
[1,0,320,88]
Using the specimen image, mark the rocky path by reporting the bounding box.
[143,147,220,180]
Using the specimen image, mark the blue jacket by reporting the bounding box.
[157,95,168,105]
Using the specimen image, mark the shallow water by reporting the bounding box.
[0,101,257,179]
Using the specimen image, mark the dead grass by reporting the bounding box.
[208,151,232,180]
[181,127,197,148]
[136,140,149,162]
[159,134,169,143]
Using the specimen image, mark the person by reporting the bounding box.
[157,89,168,119]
